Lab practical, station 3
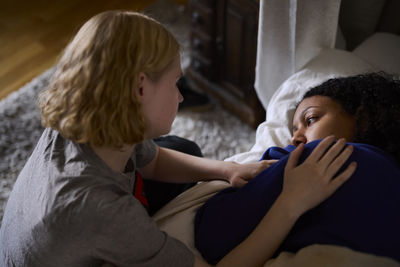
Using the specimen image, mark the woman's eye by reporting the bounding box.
[306,116,318,126]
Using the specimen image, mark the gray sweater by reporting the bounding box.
[0,128,193,267]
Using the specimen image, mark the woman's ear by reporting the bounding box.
[135,72,147,101]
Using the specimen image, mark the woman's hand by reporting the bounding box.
[226,159,278,187]
[279,136,357,217]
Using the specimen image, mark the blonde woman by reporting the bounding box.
[0,11,355,267]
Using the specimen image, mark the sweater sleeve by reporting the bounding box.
[134,139,157,168]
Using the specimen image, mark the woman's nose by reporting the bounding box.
[291,131,307,146]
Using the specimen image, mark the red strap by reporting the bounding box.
[133,172,149,208]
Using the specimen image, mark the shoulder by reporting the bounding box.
[133,139,157,168]
[349,142,399,168]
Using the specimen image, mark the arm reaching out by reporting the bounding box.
[140,146,277,187]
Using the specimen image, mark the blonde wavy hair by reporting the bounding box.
[39,10,180,147]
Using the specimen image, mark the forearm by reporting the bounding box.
[216,196,300,267]
[144,147,232,183]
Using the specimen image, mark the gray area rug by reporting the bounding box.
[0,1,255,222]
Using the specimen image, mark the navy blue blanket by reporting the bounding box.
[195,140,400,264]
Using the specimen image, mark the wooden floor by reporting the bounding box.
[0,0,187,100]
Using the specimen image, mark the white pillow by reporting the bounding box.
[225,48,376,163]
[353,32,400,75]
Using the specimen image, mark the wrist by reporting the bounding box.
[222,161,237,182]
[273,194,304,221]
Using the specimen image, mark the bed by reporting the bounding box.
[152,0,400,265]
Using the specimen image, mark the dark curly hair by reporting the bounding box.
[301,72,400,164]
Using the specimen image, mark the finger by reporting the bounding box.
[306,136,336,162]
[266,159,279,165]
[261,159,279,168]
[326,145,354,178]
[328,162,357,193]
[319,138,347,167]
[233,179,248,188]
[285,143,304,171]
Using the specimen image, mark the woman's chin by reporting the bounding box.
[145,127,171,140]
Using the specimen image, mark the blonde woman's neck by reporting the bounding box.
[91,144,135,173]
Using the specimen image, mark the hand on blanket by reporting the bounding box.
[280,136,357,217]
[226,159,278,187]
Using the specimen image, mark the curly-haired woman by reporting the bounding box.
[195,73,400,264]
[294,72,400,163]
